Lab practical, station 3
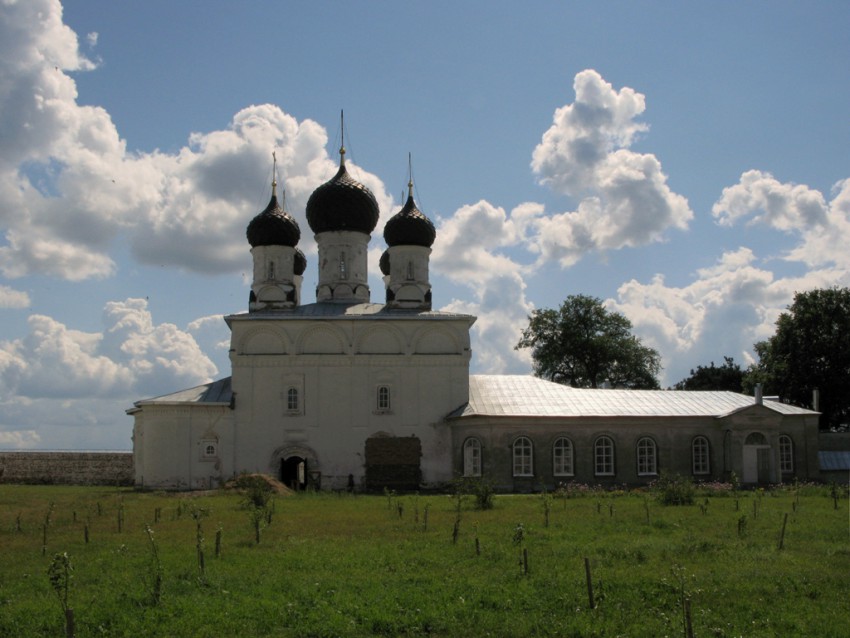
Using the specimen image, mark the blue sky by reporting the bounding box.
[1,0,848,450]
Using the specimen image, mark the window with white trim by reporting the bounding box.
[553,437,574,476]
[779,435,794,473]
[463,438,482,477]
[512,436,533,477]
[594,436,615,476]
[636,437,657,476]
[376,385,391,412]
[692,436,710,475]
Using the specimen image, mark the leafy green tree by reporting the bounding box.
[745,287,850,430]
[673,356,744,392]
[516,294,661,389]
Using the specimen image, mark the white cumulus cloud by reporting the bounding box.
[526,70,692,266]
[611,248,850,386]
[0,298,217,402]
[0,0,395,281]
[0,285,30,308]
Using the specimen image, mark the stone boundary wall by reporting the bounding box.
[0,452,133,486]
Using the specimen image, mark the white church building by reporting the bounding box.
[129,146,821,491]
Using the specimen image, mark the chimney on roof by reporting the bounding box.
[755,383,763,405]
[812,388,820,411]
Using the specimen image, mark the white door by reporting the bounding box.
[742,446,759,483]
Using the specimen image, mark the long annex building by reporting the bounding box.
[128,145,821,491]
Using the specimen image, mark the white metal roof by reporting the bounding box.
[448,375,818,419]
[130,377,233,409]
[226,302,475,324]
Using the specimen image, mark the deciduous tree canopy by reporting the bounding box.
[673,356,744,392]
[746,287,850,430]
[516,294,661,389]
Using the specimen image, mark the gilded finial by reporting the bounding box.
[407,152,414,198]
[272,151,278,196]
[339,110,346,167]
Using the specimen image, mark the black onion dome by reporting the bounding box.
[383,194,436,248]
[246,194,301,247]
[379,250,390,276]
[293,247,307,276]
[306,164,380,234]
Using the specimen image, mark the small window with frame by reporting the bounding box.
[286,387,300,413]
[200,440,218,461]
[376,385,391,413]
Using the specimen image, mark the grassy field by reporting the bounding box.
[0,482,847,637]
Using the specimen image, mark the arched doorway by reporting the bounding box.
[280,455,308,490]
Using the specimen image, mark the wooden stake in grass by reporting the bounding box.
[250,508,263,545]
[422,503,430,532]
[83,523,89,545]
[42,502,55,555]
[144,525,163,605]
[215,526,222,558]
[683,597,694,638]
[584,557,595,609]
[541,489,552,528]
[193,510,206,578]
[644,498,650,524]
[737,516,745,540]
[778,512,789,551]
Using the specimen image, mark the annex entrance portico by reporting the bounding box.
[742,431,772,484]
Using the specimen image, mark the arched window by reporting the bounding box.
[745,432,767,445]
[553,437,574,476]
[594,436,615,476]
[406,261,415,280]
[268,261,276,281]
[779,435,794,473]
[513,436,533,477]
[636,437,657,476]
[339,252,347,279]
[376,385,391,412]
[287,387,299,412]
[692,436,710,475]
[463,438,482,477]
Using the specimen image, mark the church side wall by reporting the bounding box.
[133,405,234,490]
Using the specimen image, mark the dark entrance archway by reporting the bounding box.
[280,456,308,490]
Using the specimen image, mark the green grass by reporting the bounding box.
[0,484,847,637]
